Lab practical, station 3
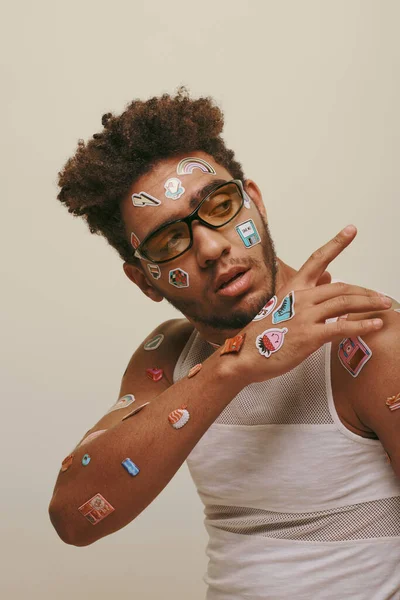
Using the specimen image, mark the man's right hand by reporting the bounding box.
[235,226,392,383]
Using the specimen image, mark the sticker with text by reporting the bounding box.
[338,336,372,378]
[235,219,261,248]
[132,192,161,208]
[176,157,216,176]
[168,404,190,429]
[164,177,185,200]
[272,292,296,324]
[256,327,288,357]
[169,268,189,288]
[78,493,115,525]
[253,296,277,321]
[106,394,135,414]
[144,333,164,351]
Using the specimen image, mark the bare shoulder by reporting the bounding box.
[122,318,195,388]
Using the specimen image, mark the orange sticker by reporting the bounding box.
[168,404,190,429]
[78,493,115,525]
[220,333,246,356]
[386,393,400,412]
[188,363,202,378]
[61,454,74,472]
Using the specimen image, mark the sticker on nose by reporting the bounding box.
[147,263,161,279]
[169,268,189,288]
[235,219,261,248]
[164,177,185,200]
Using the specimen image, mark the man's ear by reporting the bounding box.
[243,179,268,222]
[123,262,164,302]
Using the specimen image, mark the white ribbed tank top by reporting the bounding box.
[173,324,400,599]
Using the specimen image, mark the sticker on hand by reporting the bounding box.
[256,327,288,357]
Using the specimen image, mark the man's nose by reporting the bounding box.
[192,222,231,267]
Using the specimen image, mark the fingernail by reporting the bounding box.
[343,225,356,235]
[373,318,383,327]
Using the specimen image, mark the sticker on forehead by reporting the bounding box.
[253,296,277,321]
[147,263,161,279]
[235,219,261,248]
[164,177,185,200]
[132,192,161,208]
[177,157,216,176]
[144,333,164,351]
[169,268,189,288]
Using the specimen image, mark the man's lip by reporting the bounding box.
[214,267,250,292]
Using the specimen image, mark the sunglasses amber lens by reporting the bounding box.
[143,221,191,263]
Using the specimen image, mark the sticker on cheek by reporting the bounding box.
[220,334,246,355]
[235,219,261,248]
[132,191,161,207]
[256,327,288,357]
[122,458,140,476]
[78,493,115,525]
[147,263,161,279]
[243,191,251,209]
[146,367,163,382]
[168,404,190,429]
[169,268,189,288]
[106,394,135,414]
[338,337,372,377]
[176,157,216,176]
[253,296,277,321]
[144,333,164,351]
[386,393,400,412]
[272,291,296,324]
[164,177,185,200]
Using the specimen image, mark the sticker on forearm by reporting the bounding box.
[164,177,185,200]
[386,393,400,412]
[168,405,190,429]
[122,402,151,421]
[169,268,189,288]
[176,157,216,176]
[188,363,202,378]
[272,292,296,324]
[253,296,277,321]
[235,219,261,248]
[106,394,135,414]
[256,327,288,357]
[78,430,107,447]
[78,493,115,525]
[144,333,164,351]
[122,458,140,476]
[132,192,161,207]
[81,454,91,466]
[61,454,74,472]
[220,333,246,355]
[338,337,372,377]
[146,367,163,382]
[147,264,161,279]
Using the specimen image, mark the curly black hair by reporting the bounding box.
[57,87,245,264]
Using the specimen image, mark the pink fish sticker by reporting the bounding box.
[256,327,288,357]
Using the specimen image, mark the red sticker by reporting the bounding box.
[78,493,115,525]
[146,367,164,382]
[188,363,202,378]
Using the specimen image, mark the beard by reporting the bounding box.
[160,217,278,331]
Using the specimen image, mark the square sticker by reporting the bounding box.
[235,219,261,248]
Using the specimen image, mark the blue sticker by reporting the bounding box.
[82,454,91,466]
[272,291,296,324]
[122,458,140,476]
[235,219,261,248]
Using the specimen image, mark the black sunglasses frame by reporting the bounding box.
[134,179,245,264]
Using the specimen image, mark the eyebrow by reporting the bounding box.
[144,178,229,239]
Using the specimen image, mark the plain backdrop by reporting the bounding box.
[1,1,399,598]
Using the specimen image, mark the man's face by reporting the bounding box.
[121,152,277,334]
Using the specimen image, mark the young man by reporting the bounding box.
[50,89,400,598]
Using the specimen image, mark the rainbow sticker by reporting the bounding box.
[176,157,216,176]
